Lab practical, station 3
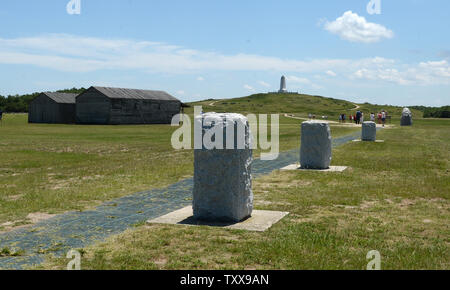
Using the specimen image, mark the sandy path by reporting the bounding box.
[283,114,393,128]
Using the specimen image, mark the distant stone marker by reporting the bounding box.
[401,108,413,126]
[362,121,377,141]
[300,121,332,169]
[193,113,253,222]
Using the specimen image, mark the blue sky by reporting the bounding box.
[0,0,449,106]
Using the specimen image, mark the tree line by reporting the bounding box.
[0,88,448,118]
[411,106,450,118]
[0,88,86,113]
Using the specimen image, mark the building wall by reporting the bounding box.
[109,99,181,124]
[28,95,75,124]
[76,90,111,124]
[59,104,76,124]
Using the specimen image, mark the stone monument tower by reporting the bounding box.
[279,76,287,93]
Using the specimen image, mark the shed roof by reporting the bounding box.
[41,92,77,104]
[92,86,180,102]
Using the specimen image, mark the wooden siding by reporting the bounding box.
[76,90,111,124]
[28,94,76,124]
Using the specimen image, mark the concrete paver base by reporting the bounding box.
[352,139,385,142]
[147,206,289,232]
[280,164,348,172]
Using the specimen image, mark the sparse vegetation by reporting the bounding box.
[190,93,424,119]
[1,92,447,270]
[39,118,449,270]
[0,112,359,227]
[0,247,24,257]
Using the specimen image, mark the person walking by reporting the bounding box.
[381,110,387,127]
[370,112,375,122]
[356,110,362,124]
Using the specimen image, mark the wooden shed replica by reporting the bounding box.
[76,86,185,125]
[28,92,77,124]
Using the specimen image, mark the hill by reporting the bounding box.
[1,89,426,118]
[188,93,424,118]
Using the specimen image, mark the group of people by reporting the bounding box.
[339,111,364,124]
[339,110,388,127]
[308,113,329,120]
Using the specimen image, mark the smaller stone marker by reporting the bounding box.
[401,108,413,126]
[193,113,253,222]
[361,121,377,141]
[300,121,332,169]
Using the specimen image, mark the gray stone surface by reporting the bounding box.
[362,121,377,141]
[148,206,288,232]
[401,107,413,126]
[279,75,287,93]
[280,164,347,172]
[300,121,332,169]
[193,113,253,222]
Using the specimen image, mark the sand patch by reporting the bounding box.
[153,257,168,267]
[26,212,56,224]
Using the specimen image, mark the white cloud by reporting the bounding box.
[0,34,353,73]
[244,84,255,92]
[352,60,450,85]
[326,70,337,77]
[286,76,324,90]
[354,68,409,85]
[258,81,271,87]
[324,11,394,43]
[286,76,311,85]
[176,90,185,95]
[0,34,447,87]
[419,60,450,78]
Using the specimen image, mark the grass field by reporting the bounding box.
[37,118,449,270]
[0,112,358,231]
[0,92,448,270]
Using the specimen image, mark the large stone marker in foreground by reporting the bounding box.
[300,121,332,169]
[193,113,253,222]
[362,121,377,141]
[401,107,413,126]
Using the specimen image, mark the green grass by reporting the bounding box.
[0,113,194,227]
[1,93,447,270]
[0,113,359,230]
[188,92,423,119]
[39,118,449,270]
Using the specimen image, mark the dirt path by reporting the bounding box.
[283,114,393,128]
[283,114,339,124]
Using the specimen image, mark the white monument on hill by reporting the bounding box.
[279,76,287,93]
